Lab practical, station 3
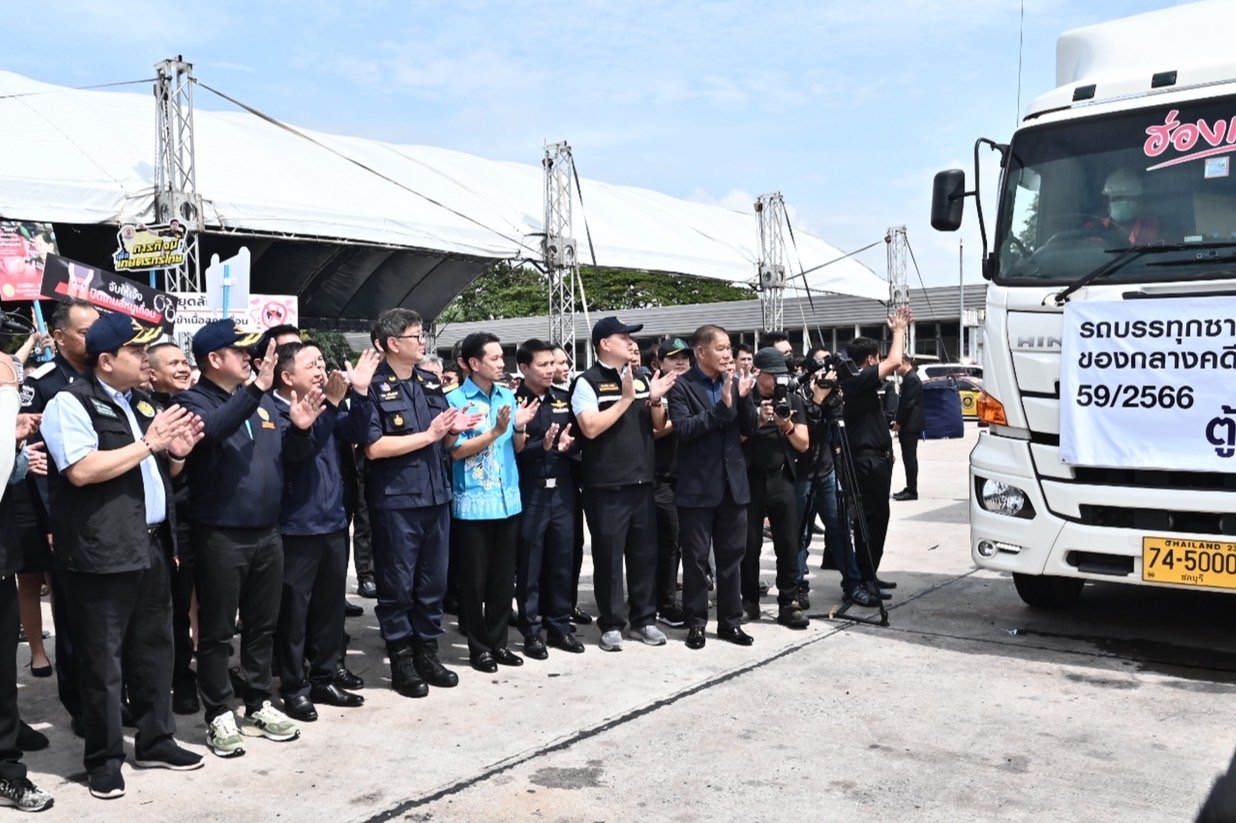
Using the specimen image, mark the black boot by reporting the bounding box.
[413,639,459,688]
[388,645,428,699]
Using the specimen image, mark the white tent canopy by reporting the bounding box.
[0,68,889,316]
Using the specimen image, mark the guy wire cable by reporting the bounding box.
[782,209,829,350]
[196,80,534,254]
[0,77,157,101]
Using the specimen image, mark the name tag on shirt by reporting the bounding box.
[90,398,119,419]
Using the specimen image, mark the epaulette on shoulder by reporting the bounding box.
[26,362,55,381]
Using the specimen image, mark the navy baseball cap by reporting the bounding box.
[85,312,161,356]
[192,318,262,361]
[591,316,644,347]
[753,347,789,375]
[657,337,689,360]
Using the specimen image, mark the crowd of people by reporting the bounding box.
[0,299,920,810]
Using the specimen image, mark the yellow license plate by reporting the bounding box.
[1142,536,1236,589]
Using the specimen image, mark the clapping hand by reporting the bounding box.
[516,397,540,431]
[346,349,382,396]
[288,387,327,430]
[556,422,574,453]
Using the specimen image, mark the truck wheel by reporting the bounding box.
[1012,573,1084,608]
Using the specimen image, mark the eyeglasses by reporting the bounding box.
[392,333,425,342]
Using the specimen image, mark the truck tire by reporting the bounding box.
[1012,573,1084,609]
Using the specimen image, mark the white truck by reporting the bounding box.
[931,1,1236,607]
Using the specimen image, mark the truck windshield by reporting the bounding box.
[995,95,1236,285]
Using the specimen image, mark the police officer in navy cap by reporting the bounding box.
[356,308,481,698]
[513,338,582,659]
[41,312,206,799]
[176,318,327,758]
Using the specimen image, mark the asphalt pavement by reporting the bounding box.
[13,424,1236,821]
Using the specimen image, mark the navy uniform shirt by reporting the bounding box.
[514,383,573,483]
[357,359,452,511]
[177,377,311,529]
[275,396,349,537]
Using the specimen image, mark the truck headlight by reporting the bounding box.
[976,477,1035,519]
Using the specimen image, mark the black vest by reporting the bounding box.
[571,363,654,488]
[49,378,174,573]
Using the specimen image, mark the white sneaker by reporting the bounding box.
[242,701,301,742]
[627,624,667,646]
[599,629,624,651]
[206,712,246,758]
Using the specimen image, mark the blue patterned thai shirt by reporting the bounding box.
[446,377,523,520]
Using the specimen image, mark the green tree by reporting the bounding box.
[438,261,753,324]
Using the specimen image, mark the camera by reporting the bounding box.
[772,375,795,418]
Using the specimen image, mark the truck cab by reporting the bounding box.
[931,1,1236,607]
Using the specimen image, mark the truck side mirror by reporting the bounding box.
[931,169,966,231]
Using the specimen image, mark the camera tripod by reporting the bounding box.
[798,412,890,627]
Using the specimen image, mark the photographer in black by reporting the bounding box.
[741,348,810,629]
[794,356,880,609]
[841,305,913,593]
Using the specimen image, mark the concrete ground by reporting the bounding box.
[13,424,1236,821]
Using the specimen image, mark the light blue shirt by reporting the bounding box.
[43,378,167,526]
[446,377,522,520]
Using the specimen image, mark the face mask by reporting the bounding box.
[1109,199,1139,224]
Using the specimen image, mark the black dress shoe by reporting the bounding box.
[358,579,378,599]
[524,636,548,660]
[16,721,48,752]
[777,605,810,629]
[875,577,897,589]
[470,652,498,673]
[492,647,523,667]
[891,490,918,501]
[716,626,754,646]
[569,607,592,625]
[546,633,585,654]
[686,627,706,650]
[334,665,365,690]
[344,601,364,617]
[283,694,318,722]
[309,682,364,707]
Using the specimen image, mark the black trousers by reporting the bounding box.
[171,521,195,691]
[744,470,800,607]
[0,575,25,784]
[50,569,80,721]
[352,471,374,584]
[571,491,585,610]
[276,529,347,698]
[899,431,921,495]
[454,517,519,656]
[677,489,747,631]
[653,479,681,610]
[583,485,657,632]
[63,531,176,774]
[516,481,575,640]
[851,455,894,580]
[192,524,283,721]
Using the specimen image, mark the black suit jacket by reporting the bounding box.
[667,368,756,508]
[895,370,925,433]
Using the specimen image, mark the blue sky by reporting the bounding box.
[8,0,1186,294]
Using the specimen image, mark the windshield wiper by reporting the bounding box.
[1052,241,1236,305]
[1146,240,1236,267]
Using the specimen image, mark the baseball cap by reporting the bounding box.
[591,316,644,347]
[753,347,789,375]
[85,312,161,357]
[192,318,262,360]
[657,337,689,360]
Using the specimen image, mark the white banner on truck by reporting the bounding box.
[1060,296,1236,470]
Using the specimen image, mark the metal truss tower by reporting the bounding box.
[543,142,578,356]
[755,193,788,333]
[885,225,910,308]
[154,57,203,295]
